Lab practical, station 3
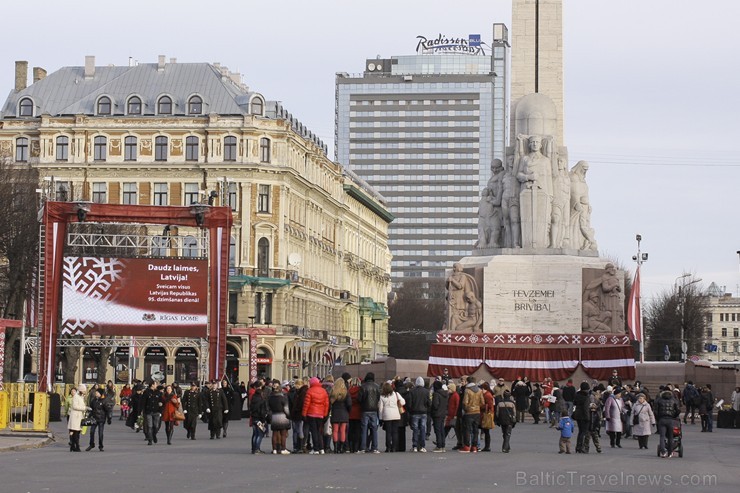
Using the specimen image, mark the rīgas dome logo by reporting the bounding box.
[416,34,485,55]
[142,313,156,322]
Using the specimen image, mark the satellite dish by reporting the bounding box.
[288,253,302,267]
[367,63,376,71]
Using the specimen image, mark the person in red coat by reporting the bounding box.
[445,383,460,441]
[348,377,363,453]
[302,377,330,454]
[161,384,181,445]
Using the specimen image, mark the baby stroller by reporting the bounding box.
[656,419,683,458]
[120,397,131,420]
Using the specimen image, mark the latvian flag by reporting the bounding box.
[323,350,335,368]
[627,267,642,342]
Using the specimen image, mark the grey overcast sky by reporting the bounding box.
[3,0,739,302]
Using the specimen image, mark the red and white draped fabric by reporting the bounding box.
[627,267,642,342]
[428,344,635,381]
[580,346,635,380]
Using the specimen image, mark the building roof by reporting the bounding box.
[2,61,255,117]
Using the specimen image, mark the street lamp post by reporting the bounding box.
[676,273,701,362]
[632,234,648,362]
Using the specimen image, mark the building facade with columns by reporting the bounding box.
[0,56,392,385]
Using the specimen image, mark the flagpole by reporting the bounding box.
[632,234,648,363]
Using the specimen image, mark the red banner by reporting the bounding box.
[61,257,208,337]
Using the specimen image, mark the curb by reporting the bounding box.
[0,432,55,452]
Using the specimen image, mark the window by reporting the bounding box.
[229,236,236,267]
[257,184,270,212]
[188,96,202,115]
[152,236,168,257]
[260,137,270,163]
[158,96,172,115]
[122,182,137,205]
[722,328,728,337]
[127,96,142,115]
[226,182,238,211]
[251,98,263,116]
[15,137,29,162]
[224,136,237,161]
[97,96,111,115]
[153,183,168,205]
[155,136,168,161]
[721,342,727,353]
[124,136,137,161]
[92,182,107,203]
[735,328,739,338]
[56,136,69,161]
[93,136,107,161]
[184,183,199,205]
[257,238,269,277]
[55,182,70,201]
[734,341,740,353]
[183,236,198,258]
[19,98,33,117]
[185,136,199,161]
[707,328,712,338]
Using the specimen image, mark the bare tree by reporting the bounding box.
[644,274,707,361]
[0,160,39,381]
[388,279,446,359]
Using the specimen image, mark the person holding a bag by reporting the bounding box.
[630,393,656,449]
[86,388,110,451]
[430,380,449,452]
[67,384,88,452]
[378,381,405,452]
[162,384,183,445]
[479,382,495,451]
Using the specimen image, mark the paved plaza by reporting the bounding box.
[1,414,737,493]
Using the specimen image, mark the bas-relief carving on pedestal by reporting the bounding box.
[582,264,624,334]
[445,263,482,332]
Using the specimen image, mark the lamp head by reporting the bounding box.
[636,234,642,242]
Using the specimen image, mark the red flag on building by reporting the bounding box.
[627,268,642,341]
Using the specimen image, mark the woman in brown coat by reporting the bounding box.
[161,384,181,445]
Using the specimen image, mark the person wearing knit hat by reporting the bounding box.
[495,389,516,453]
[409,376,430,452]
[67,384,88,452]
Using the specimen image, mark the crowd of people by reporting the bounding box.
[64,370,722,458]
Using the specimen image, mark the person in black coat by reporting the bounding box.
[430,380,450,451]
[142,380,164,445]
[572,381,591,453]
[220,380,235,436]
[86,389,111,451]
[205,380,229,439]
[512,380,530,423]
[182,381,204,440]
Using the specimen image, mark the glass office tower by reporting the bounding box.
[336,24,509,288]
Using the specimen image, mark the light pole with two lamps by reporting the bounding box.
[632,234,648,362]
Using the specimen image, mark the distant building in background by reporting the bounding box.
[702,283,740,362]
[336,25,509,289]
[0,56,393,384]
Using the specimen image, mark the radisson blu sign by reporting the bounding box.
[416,34,485,55]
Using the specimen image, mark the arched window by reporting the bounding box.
[15,137,29,162]
[224,136,237,161]
[56,136,69,161]
[185,136,199,161]
[124,136,137,161]
[97,96,111,115]
[127,96,142,115]
[260,137,270,163]
[93,136,107,161]
[19,98,33,117]
[188,96,202,115]
[183,236,198,258]
[158,96,172,115]
[155,136,168,161]
[257,238,269,277]
[251,97,263,116]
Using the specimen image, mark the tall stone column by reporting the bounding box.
[510,0,564,144]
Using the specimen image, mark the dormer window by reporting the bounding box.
[97,96,111,115]
[251,97,263,116]
[188,96,202,115]
[158,96,172,115]
[19,98,34,117]
[127,96,142,115]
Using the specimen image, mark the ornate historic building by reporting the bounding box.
[0,56,392,384]
[702,284,740,362]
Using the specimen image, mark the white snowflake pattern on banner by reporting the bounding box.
[61,257,126,336]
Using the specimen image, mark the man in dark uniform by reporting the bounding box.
[182,381,204,440]
[142,380,164,445]
[205,380,229,439]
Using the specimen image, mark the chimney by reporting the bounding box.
[158,55,166,71]
[33,67,47,83]
[84,55,95,79]
[15,61,28,92]
[169,57,177,64]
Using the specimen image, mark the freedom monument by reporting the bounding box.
[429,0,635,382]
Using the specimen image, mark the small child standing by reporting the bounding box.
[556,415,575,454]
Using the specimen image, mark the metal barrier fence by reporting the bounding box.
[0,383,49,431]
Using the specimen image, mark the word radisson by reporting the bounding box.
[415,34,485,55]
